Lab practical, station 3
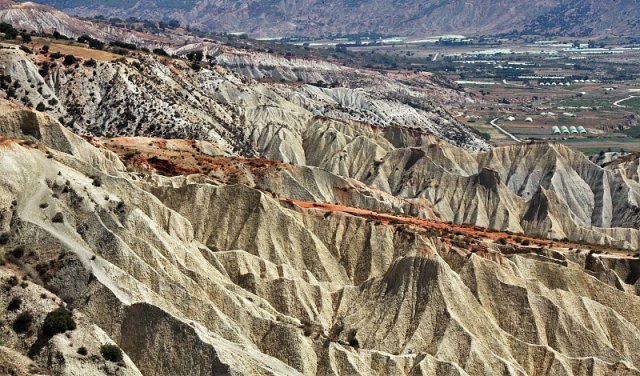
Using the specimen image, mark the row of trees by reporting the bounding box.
[0,23,32,43]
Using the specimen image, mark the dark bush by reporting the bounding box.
[77,346,88,356]
[36,102,46,112]
[92,177,102,187]
[100,344,123,362]
[62,55,77,66]
[152,48,168,56]
[186,50,203,62]
[346,328,359,348]
[12,311,33,333]
[0,232,9,244]
[42,308,76,337]
[20,32,31,43]
[10,246,25,258]
[329,320,344,341]
[52,212,64,223]
[497,237,508,245]
[6,275,19,288]
[78,35,104,49]
[110,40,137,50]
[7,297,22,311]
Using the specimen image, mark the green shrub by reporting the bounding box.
[42,308,76,337]
[100,344,123,362]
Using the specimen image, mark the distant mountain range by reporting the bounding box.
[26,0,640,37]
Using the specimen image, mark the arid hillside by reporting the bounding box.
[1,101,640,375]
[0,7,640,375]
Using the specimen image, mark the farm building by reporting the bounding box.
[552,126,562,134]
[560,126,570,134]
[578,126,587,134]
[507,116,516,121]
[525,117,533,122]
[569,126,578,134]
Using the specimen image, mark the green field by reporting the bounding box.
[622,97,640,111]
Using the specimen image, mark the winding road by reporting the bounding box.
[490,117,522,143]
[613,95,638,108]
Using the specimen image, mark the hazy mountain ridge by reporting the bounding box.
[29,0,640,37]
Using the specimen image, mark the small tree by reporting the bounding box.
[100,344,123,362]
[152,48,168,56]
[0,22,18,39]
[20,32,31,43]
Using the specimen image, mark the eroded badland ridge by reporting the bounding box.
[0,3,640,376]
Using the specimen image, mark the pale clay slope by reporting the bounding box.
[0,45,489,160]
[2,102,640,375]
[2,45,636,248]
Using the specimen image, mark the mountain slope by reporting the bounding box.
[1,42,638,248]
[2,101,640,375]
[30,0,640,37]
